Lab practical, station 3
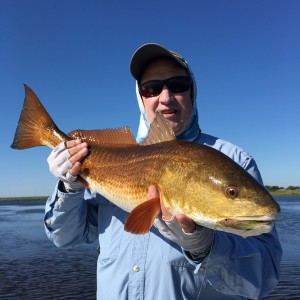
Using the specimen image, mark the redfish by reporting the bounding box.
[11,84,280,236]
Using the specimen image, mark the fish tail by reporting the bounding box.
[11,84,69,150]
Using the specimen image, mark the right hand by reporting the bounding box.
[47,139,89,192]
[148,185,214,260]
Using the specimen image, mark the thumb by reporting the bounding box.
[69,161,81,177]
[176,213,196,233]
[147,185,159,199]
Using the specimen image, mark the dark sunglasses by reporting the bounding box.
[139,76,192,97]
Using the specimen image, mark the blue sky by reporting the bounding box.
[1,0,299,197]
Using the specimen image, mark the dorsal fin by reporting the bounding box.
[140,112,176,145]
[68,128,137,146]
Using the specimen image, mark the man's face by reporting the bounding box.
[140,58,193,136]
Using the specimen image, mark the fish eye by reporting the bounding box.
[225,186,239,199]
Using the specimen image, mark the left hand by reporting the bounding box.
[148,185,214,259]
[47,140,88,192]
[147,185,196,232]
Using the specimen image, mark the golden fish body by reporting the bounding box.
[11,84,280,236]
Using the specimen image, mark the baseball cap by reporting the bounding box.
[130,43,189,81]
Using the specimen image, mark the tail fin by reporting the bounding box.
[11,84,69,150]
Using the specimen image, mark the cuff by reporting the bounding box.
[44,183,85,229]
[182,249,209,273]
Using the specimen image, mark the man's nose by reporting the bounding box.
[159,85,173,104]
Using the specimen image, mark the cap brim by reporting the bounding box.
[130,43,187,80]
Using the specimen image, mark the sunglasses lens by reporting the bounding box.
[167,77,191,93]
[139,76,191,97]
[140,81,163,97]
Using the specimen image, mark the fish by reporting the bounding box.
[11,84,280,237]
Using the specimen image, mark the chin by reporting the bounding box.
[172,125,185,136]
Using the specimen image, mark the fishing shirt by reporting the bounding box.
[44,132,282,300]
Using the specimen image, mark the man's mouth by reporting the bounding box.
[160,109,177,118]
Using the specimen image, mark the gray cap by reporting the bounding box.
[130,43,189,80]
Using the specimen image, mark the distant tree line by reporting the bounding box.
[265,185,300,191]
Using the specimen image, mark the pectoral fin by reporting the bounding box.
[124,197,161,234]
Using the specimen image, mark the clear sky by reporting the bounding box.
[1,0,299,197]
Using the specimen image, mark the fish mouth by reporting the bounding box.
[233,215,277,222]
[215,215,277,236]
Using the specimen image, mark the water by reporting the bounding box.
[0,200,97,300]
[262,196,300,300]
[0,197,299,299]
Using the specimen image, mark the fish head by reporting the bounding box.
[212,178,280,236]
[187,167,280,236]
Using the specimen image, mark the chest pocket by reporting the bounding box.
[98,199,128,264]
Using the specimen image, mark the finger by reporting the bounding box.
[56,158,73,176]
[147,185,159,199]
[65,139,82,148]
[68,142,89,157]
[69,147,89,165]
[66,171,78,182]
[176,213,196,233]
[50,141,69,159]
[69,162,82,177]
[160,197,173,221]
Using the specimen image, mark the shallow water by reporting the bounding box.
[262,196,300,300]
[0,200,97,299]
[0,197,299,299]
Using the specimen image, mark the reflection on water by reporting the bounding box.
[0,252,97,300]
[0,200,97,299]
[262,196,300,300]
[0,197,299,299]
[263,261,300,300]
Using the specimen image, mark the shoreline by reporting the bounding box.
[0,196,48,201]
[0,190,300,201]
[270,189,300,197]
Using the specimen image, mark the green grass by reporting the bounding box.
[0,196,48,201]
[270,188,300,196]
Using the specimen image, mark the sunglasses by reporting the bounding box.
[139,76,192,98]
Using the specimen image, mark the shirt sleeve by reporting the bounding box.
[44,181,99,248]
[240,152,263,185]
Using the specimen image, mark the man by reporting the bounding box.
[45,43,282,299]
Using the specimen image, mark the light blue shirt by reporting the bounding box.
[44,132,282,300]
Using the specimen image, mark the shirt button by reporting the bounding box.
[58,198,63,204]
[133,265,140,272]
[45,219,51,225]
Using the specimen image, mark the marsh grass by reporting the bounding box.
[270,188,300,196]
[0,196,48,201]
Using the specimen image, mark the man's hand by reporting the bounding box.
[149,185,214,260]
[147,185,196,232]
[47,140,89,192]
